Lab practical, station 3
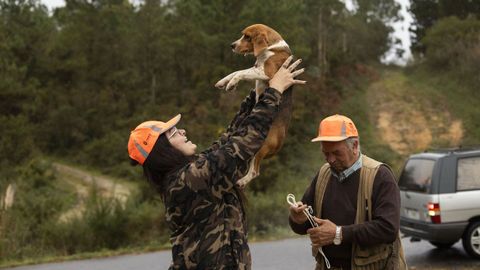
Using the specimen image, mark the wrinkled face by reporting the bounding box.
[166,127,197,156]
[321,140,358,172]
[230,24,281,57]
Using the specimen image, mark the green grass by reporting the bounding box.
[335,65,478,173]
[405,66,480,145]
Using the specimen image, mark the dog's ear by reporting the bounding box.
[253,33,268,57]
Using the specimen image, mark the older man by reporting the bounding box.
[289,114,406,270]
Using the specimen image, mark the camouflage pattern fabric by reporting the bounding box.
[165,88,281,269]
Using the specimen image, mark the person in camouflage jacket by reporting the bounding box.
[127,56,305,269]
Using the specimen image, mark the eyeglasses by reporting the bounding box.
[167,126,178,139]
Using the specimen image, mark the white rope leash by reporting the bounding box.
[287,194,331,269]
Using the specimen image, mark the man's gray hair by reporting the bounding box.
[345,137,360,152]
[319,137,361,153]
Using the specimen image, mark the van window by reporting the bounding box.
[457,157,480,191]
[399,158,435,193]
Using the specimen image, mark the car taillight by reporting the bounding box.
[427,202,441,224]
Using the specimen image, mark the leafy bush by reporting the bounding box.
[423,16,480,85]
[46,191,167,255]
[0,159,168,263]
[81,131,132,177]
[40,105,88,153]
[0,159,74,261]
[0,115,37,168]
[247,192,289,236]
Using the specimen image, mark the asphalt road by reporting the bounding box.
[4,237,480,269]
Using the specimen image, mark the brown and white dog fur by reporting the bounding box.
[215,24,293,187]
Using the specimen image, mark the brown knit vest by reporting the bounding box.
[312,155,407,270]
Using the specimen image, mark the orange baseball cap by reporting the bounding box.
[311,114,358,142]
[128,114,181,165]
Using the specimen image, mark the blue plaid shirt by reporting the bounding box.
[331,154,362,183]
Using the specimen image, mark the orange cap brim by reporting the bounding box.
[311,136,349,142]
[165,114,181,131]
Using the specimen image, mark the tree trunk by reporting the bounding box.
[317,10,328,80]
[151,72,156,104]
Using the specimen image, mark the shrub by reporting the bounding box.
[42,186,168,255]
[81,131,131,177]
[423,16,480,85]
[0,115,37,168]
[0,159,74,261]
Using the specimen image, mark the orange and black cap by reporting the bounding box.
[128,114,181,165]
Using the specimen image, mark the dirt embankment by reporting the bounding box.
[53,163,131,223]
[367,70,463,156]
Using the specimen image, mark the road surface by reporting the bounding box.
[4,237,480,269]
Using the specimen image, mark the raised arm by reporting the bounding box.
[182,56,305,198]
[183,88,281,196]
[202,89,257,155]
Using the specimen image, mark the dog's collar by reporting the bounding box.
[255,40,291,66]
[267,40,291,54]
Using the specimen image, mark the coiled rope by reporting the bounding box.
[286,193,331,269]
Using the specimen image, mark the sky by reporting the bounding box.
[40,0,413,66]
[42,0,63,10]
[383,0,414,65]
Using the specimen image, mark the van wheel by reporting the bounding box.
[462,221,480,259]
[429,241,455,249]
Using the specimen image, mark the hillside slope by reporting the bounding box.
[367,69,464,156]
[52,162,134,222]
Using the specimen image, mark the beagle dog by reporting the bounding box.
[215,24,293,187]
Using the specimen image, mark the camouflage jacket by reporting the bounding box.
[165,88,281,270]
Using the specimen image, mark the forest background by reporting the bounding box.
[0,0,479,265]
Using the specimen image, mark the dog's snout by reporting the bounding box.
[230,42,236,49]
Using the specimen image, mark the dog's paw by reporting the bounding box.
[225,80,238,92]
[215,80,227,89]
[236,175,249,187]
[236,179,248,189]
[236,170,258,188]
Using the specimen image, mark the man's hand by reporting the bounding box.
[289,201,308,224]
[307,217,337,248]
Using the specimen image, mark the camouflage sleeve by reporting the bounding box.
[202,89,257,155]
[181,88,281,197]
